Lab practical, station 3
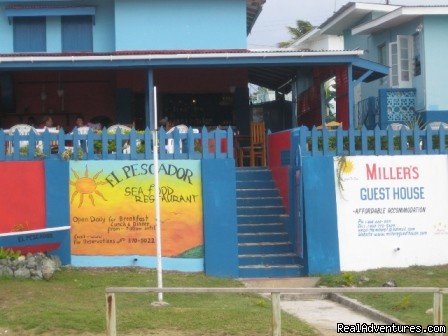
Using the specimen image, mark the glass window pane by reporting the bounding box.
[402,72,409,81]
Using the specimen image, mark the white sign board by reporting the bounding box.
[334,155,448,271]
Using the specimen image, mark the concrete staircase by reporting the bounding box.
[236,167,304,278]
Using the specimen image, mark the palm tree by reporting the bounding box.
[278,20,314,48]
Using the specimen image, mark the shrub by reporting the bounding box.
[0,247,21,260]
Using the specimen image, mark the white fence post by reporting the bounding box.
[433,291,443,336]
[271,292,281,336]
[106,293,117,336]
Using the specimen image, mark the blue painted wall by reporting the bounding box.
[44,160,70,229]
[0,5,14,53]
[71,255,203,271]
[92,0,115,52]
[114,0,247,50]
[302,156,340,275]
[346,18,426,112]
[46,16,61,52]
[201,158,239,277]
[345,12,448,123]
[423,16,448,115]
[0,0,115,53]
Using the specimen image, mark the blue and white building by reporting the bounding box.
[317,2,448,128]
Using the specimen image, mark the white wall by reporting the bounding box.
[333,155,448,271]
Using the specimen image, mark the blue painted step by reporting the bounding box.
[236,188,278,198]
[238,223,284,233]
[237,206,284,216]
[236,169,272,180]
[238,242,293,254]
[238,265,304,278]
[237,197,283,207]
[238,232,289,243]
[239,253,299,266]
[236,167,304,278]
[236,180,276,189]
[237,214,288,224]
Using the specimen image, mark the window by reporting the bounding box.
[13,17,46,52]
[61,16,93,52]
[413,32,421,76]
[388,35,413,88]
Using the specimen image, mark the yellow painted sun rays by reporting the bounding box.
[340,159,354,174]
[70,165,107,208]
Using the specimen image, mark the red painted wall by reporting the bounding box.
[268,130,291,212]
[297,65,349,129]
[0,162,46,233]
[114,68,248,93]
[155,68,248,93]
[4,69,249,129]
[5,71,116,129]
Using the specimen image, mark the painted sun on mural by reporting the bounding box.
[70,166,107,208]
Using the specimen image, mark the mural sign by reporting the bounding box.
[69,160,203,258]
[334,155,448,271]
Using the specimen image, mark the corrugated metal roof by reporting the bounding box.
[319,2,356,29]
[0,49,364,58]
[352,5,448,35]
[319,2,399,34]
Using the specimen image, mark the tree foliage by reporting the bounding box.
[278,20,314,48]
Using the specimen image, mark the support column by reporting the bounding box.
[348,65,354,130]
[146,69,155,129]
[291,78,298,128]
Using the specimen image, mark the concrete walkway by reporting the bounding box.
[242,278,407,335]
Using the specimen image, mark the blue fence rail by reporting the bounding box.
[0,127,234,161]
[295,125,447,157]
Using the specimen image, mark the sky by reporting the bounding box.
[248,0,448,49]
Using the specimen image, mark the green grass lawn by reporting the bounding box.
[0,267,316,336]
[319,265,448,327]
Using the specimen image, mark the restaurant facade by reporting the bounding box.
[1,0,408,278]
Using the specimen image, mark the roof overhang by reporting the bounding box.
[292,28,322,49]
[0,49,387,94]
[352,58,389,83]
[247,0,266,34]
[352,6,448,35]
[320,2,399,35]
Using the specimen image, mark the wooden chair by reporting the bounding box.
[317,121,343,130]
[238,122,267,167]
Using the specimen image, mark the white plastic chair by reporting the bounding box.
[428,122,448,130]
[66,126,92,154]
[107,124,131,133]
[8,124,38,153]
[107,124,133,153]
[165,125,198,154]
[76,126,91,135]
[387,123,410,131]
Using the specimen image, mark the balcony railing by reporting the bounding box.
[379,88,417,129]
[293,125,447,157]
[0,127,234,161]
